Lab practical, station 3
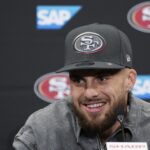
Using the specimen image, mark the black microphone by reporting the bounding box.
[116,107,126,142]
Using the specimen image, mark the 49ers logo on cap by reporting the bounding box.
[127,2,150,33]
[74,32,106,54]
[34,72,70,103]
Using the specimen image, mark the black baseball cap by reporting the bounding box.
[56,23,133,72]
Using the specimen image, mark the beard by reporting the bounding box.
[71,95,127,135]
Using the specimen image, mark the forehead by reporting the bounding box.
[69,69,122,76]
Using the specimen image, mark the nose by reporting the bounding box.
[84,87,99,99]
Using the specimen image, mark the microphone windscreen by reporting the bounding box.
[116,107,125,122]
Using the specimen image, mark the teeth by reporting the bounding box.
[87,103,104,108]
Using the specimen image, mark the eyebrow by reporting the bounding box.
[69,69,122,79]
[70,69,121,75]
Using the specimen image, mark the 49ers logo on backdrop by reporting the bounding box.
[127,2,150,33]
[34,72,70,103]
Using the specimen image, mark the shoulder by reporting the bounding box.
[25,98,74,128]
[130,96,150,120]
[129,96,150,141]
[13,98,76,149]
[131,96,150,111]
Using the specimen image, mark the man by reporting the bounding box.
[13,23,150,150]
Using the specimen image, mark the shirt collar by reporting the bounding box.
[124,95,141,136]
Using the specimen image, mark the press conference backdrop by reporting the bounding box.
[0,0,150,149]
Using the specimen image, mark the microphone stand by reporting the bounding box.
[117,114,126,142]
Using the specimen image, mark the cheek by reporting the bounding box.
[102,85,116,97]
[71,89,81,108]
[102,84,124,104]
[70,84,83,99]
[107,80,126,95]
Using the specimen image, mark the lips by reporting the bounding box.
[82,101,106,113]
[87,102,105,108]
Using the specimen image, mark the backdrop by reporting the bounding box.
[0,0,150,149]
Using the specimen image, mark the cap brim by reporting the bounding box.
[56,61,125,73]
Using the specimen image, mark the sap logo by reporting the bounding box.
[36,6,82,30]
[133,75,150,99]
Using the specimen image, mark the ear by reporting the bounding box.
[126,69,137,91]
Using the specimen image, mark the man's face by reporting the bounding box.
[69,68,136,133]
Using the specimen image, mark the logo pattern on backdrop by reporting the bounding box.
[127,2,150,33]
[34,73,70,103]
[36,5,82,30]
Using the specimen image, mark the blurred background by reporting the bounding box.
[0,0,150,149]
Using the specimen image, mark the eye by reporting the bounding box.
[96,74,109,82]
[70,75,85,86]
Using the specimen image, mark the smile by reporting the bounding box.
[86,103,105,108]
[83,101,106,113]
